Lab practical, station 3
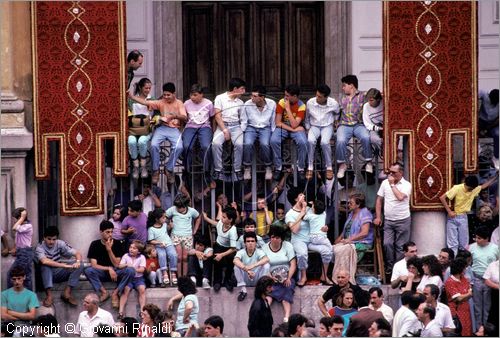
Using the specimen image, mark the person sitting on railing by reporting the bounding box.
[362,88,384,156]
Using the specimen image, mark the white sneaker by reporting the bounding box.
[283,317,288,323]
[265,167,273,180]
[337,163,347,178]
[190,276,197,284]
[140,166,148,178]
[244,167,252,180]
[365,162,373,173]
[202,278,210,289]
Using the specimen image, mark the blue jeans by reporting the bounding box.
[335,123,372,163]
[307,125,334,170]
[446,214,469,256]
[84,266,135,294]
[150,125,183,172]
[243,126,272,166]
[156,245,178,271]
[182,127,213,173]
[270,128,308,171]
[7,247,33,290]
[128,134,151,160]
[40,261,84,289]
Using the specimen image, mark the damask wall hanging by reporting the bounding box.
[383,1,478,210]
[32,1,128,215]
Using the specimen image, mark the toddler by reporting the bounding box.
[144,244,163,287]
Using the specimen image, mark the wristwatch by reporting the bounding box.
[390,184,396,188]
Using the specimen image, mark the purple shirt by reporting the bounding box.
[184,98,214,129]
[122,213,147,243]
[110,219,125,240]
[120,253,146,278]
[15,222,33,248]
[340,91,365,126]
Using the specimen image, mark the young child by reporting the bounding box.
[147,208,177,286]
[121,200,148,245]
[203,206,238,292]
[7,207,34,290]
[118,240,147,319]
[144,244,162,288]
[440,172,498,255]
[271,203,291,241]
[187,236,213,289]
[250,196,273,239]
[236,218,266,250]
[304,199,333,284]
[110,205,127,241]
[166,194,201,278]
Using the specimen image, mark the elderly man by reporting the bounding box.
[374,162,412,277]
[368,287,394,324]
[35,226,84,307]
[417,303,442,337]
[317,270,369,317]
[75,293,115,337]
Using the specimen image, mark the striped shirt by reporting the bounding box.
[35,239,77,263]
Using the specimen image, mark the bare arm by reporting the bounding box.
[391,185,407,201]
[374,196,383,225]
[12,211,27,232]
[214,110,226,131]
[485,278,499,290]
[349,223,370,242]
[193,215,201,235]
[203,212,219,226]
[439,193,455,217]
[480,171,499,190]
[1,306,19,320]
[7,308,36,321]
[317,296,330,317]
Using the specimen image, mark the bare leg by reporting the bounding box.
[137,285,146,311]
[118,286,131,316]
[283,301,291,320]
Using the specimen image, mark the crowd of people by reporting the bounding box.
[0,50,499,337]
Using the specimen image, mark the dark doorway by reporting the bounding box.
[182,1,325,100]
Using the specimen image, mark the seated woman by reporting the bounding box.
[262,225,297,323]
[332,192,373,284]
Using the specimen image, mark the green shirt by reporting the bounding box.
[1,288,39,313]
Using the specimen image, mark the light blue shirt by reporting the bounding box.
[166,206,199,237]
[286,208,310,243]
[175,294,199,330]
[236,234,266,250]
[235,248,267,266]
[304,209,327,236]
[241,98,276,131]
[147,223,173,247]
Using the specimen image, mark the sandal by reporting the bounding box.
[163,273,170,286]
[171,273,178,285]
[111,294,120,309]
[99,292,110,303]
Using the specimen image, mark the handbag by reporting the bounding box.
[128,114,151,136]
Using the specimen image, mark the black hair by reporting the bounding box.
[425,283,440,300]
[449,258,467,276]
[374,318,391,332]
[403,241,417,252]
[173,194,190,208]
[475,226,491,240]
[10,266,26,278]
[368,286,383,297]
[34,314,58,331]
[128,200,143,212]
[422,255,443,279]
[252,85,267,96]
[464,175,479,189]
[268,225,285,240]
[243,232,257,242]
[287,186,302,206]
[147,208,165,228]
[285,84,301,97]
[228,77,246,91]
[319,317,334,330]
[204,315,224,333]
[127,50,143,63]
[288,314,308,335]
[190,83,204,94]
[406,256,424,276]
[341,74,358,89]
[276,203,285,211]
[11,207,26,220]
[99,220,114,232]
[489,89,499,106]
[331,315,344,325]
[194,234,211,248]
[440,247,455,261]
[391,162,404,172]
[423,304,436,320]
[313,200,326,214]
[44,226,59,238]
[120,317,139,337]
[242,217,257,227]
[401,291,413,306]
[222,206,237,223]
[316,84,331,97]
[177,276,197,296]
[134,77,152,96]
[162,82,176,93]
[456,249,472,261]
[254,275,274,299]
[95,324,115,337]
[409,293,426,311]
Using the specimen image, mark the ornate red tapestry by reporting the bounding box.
[32,1,127,215]
[383,1,478,210]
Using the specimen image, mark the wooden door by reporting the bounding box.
[182,1,324,100]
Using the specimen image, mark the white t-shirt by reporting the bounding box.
[214,92,243,124]
[235,248,267,266]
[391,258,409,282]
[76,308,115,337]
[483,260,499,284]
[215,221,238,248]
[491,227,499,246]
[377,178,412,220]
[369,303,394,324]
[416,275,443,293]
[434,302,455,330]
[393,306,422,337]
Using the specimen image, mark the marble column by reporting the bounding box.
[411,211,447,256]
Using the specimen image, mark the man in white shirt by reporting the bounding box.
[304,84,340,180]
[212,77,246,181]
[76,293,115,337]
[368,287,394,324]
[241,85,276,181]
[374,162,412,276]
[391,241,418,290]
[392,291,425,337]
[423,284,455,335]
[417,303,443,337]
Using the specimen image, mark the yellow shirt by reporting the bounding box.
[251,210,274,237]
[445,184,481,214]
